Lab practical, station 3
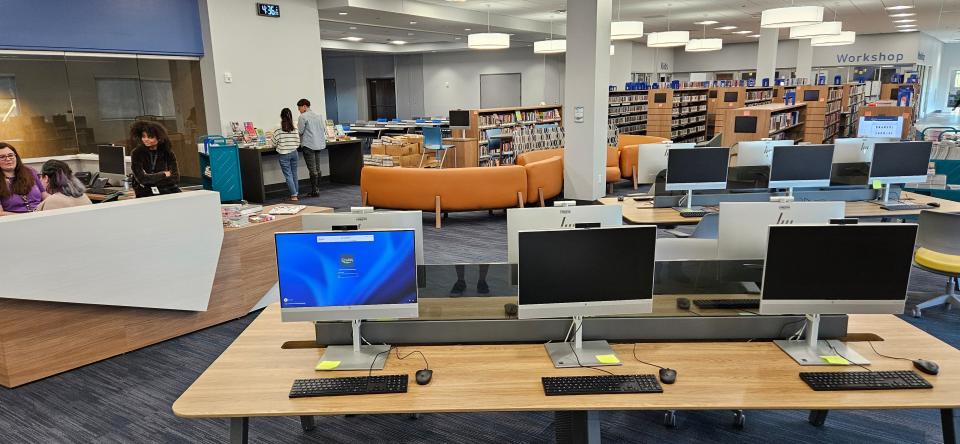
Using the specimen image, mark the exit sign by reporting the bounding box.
[257,3,280,17]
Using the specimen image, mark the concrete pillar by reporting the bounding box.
[796,38,813,82]
[563,0,612,200]
[756,27,778,83]
[609,41,634,88]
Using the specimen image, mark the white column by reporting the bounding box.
[563,0,612,200]
[609,41,634,88]
[756,27,779,83]
[796,38,813,82]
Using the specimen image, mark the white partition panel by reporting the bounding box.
[0,191,223,311]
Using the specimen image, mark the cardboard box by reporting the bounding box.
[371,143,386,155]
[385,142,419,156]
[400,154,422,168]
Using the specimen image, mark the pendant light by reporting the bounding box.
[789,21,842,38]
[611,0,643,40]
[761,1,823,29]
[534,14,566,54]
[469,5,510,50]
[810,31,855,46]
[685,22,722,52]
[648,4,689,48]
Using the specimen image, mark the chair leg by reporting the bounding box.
[912,276,957,317]
[439,150,448,169]
[538,187,545,207]
[418,153,427,168]
[517,191,524,208]
[361,191,368,207]
[435,196,442,229]
[632,166,638,190]
[607,182,613,195]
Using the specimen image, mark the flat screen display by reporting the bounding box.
[276,230,417,308]
[733,116,757,133]
[518,227,655,305]
[256,3,280,17]
[709,90,718,99]
[870,141,932,179]
[666,147,730,185]
[803,90,820,101]
[654,93,667,103]
[723,91,739,102]
[770,145,834,182]
[762,225,916,301]
[448,110,470,128]
[97,145,125,175]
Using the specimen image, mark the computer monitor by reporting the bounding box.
[760,224,917,365]
[857,116,903,139]
[832,137,898,163]
[696,133,723,147]
[97,144,126,185]
[869,141,933,204]
[735,139,794,167]
[518,226,656,368]
[636,142,695,184]
[716,201,845,260]
[665,147,729,213]
[506,205,622,263]
[769,145,835,192]
[301,210,425,264]
[448,110,470,128]
[276,229,419,370]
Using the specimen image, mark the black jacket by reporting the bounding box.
[130,145,181,198]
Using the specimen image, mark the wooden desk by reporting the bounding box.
[0,205,331,387]
[174,303,960,443]
[239,141,363,203]
[600,191,960,226]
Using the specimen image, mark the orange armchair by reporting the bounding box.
[617,135,670,189]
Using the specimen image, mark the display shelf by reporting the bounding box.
[796,85,844,144]
[468,105,563,167]
[707,85,774,139]
[721,103,807,146]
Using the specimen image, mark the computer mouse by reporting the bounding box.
[659,368,677,384]
[415,369,433,385]
[927,202,941,208]
[617,196,625,202]
[676,297,691,310]
[913,359,940,376]
[504,303,518,317]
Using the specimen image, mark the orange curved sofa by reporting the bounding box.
[360,156,562,228]
[517,148,621,190]
[617,135,671,189]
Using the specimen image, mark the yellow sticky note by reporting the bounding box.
[315,360,341,370]
[820,355,850,365]
[872,179,882,190]
[595,354,620,364]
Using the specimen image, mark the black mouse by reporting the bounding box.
[927,202,941,208]
[659,368,677,384]
[676,297,691,310]
[617,196,625,202]
[913,359,940,376]
[415,369,433,385]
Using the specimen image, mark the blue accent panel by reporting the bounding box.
[0,0,203,56]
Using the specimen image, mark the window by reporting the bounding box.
[953,71,960,89]
[140,79,176,117]
[0,75,19,119]
[95,77,175,119]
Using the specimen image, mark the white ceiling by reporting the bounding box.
[318,0,960,52]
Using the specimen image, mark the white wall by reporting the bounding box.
[935,43,960,112]
[919,33,944,115]
[632,44,674,76]
[199,0,325,134]
[421,47,564,116]
[323,55,362,122]
[395,54,426,119]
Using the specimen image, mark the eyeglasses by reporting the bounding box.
[0,154,16,160]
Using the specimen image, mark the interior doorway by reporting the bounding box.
[366,78,396,120]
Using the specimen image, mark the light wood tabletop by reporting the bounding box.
[600,191,960,226]
[174,303,960,442]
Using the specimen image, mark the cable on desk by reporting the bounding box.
[826,341,873,373]
[394,346,430,370]
[632,343,665,370]
[866,341,914,362]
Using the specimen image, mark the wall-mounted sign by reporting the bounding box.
[257,3,280,17]
[834,52,905,65]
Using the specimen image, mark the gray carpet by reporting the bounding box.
[0,180,957,444]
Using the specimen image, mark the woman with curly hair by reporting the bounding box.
[128,120,181,198]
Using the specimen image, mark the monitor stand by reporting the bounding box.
[672,190,706,215]
[770,187,796,203]
[544,316,622,368]
[318,319,391,370]
[773,314,870,366]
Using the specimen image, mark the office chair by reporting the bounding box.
[910,210,960,317]
[419,126,455,168]
[485,128,503,165]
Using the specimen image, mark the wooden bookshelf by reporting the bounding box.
[467,105,563,166]
[879,83,921,126]
[721,103,807,147]
[708,86,775,138]
[796,85,843,144]
[608,90,648,136]
[839,83,867,138]
[646,88,708,143]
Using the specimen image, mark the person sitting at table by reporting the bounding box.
[0,142,48,215]
[129,120,181,198]
[36,159,92,211]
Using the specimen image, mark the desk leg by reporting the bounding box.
[300,415,316,432]
[230,417,249,444]
[808,410,829,427]
[943,409,959,444]
[555,410,600,444]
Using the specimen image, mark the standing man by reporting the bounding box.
[297,98,326,197]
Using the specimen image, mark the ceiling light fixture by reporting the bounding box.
[789,21,842,38]
[341,36,363,42]
[686,21,722,52]
[611,0,644,40]
[610,45,616,55]
[895,24,917,28]
[534,13,566,54]
[715,26,737,30]
[694,20,719,25]
[810,30,855,46]
[648,4,689,47]
[468,5,510,49]
[889,13,915,17]
[349,26,357,30]
[732,30,753,34]
[338,12,348,15]
[749,34,761,37]
[892,19,916,23]
[897,29,916,32]
[885,5,914,10]
[409,21,418,25]
[390,40,408,45]
[761,5,823,28]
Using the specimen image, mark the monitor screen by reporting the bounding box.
[723,91,739,102]
[802,89,820,101]
[300,211,425,264]
[276,230,418,312]
[709,90,718,99]
[769,145,834,188]
[448,110,470,128]
[665,147,730,191]
[654,93,668,103]
[518,226,655,317]
[97,145,126,175]
[857,116,903,139]
[733,116,758,133]
[869,141,932,183]
[760,224,917,314]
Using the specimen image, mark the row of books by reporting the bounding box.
[770,111,803,133]
[619,123,646,134]
[827,88,843,101]
[823,100,842,115]
[672,105,707,116]
[671,125,706,139]
[609,93,647,105]
[673,94,708,104]
[513,126,564,153]
[673,115,706,127]
[931,139,960,160]
[609,115,645,126]
[609,104,647,115]
[746,90,774,102]
[477,109,561,127]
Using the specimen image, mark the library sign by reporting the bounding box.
[834,52,906,65]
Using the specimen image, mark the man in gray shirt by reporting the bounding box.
[297,98,326,197]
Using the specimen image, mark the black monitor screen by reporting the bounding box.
[870,141,932,179]
[723,91,739,102]
[666,148,730,185]
[709,90,718,99]
[803,90,820,101]
[770,145,834,182]
[762,225,917,301]
[889,89,899,100]
[448,110,470,127]
[518,227,656,305]
[654,93,668,103]
[97,145,126,175]
[733,116,758,133]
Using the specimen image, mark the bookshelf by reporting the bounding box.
[646,87,708,143]
[467,105,563,166]
[608,90,648,136]
[721,103,807,147]
[707,86,775,137]
[839,83,867,138]
[879,83,921,126]
[796,85,843,144]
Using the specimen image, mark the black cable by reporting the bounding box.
[777,319,807,340]
[866,341,914,363]
[368,347,392,379]
[394,346,430,370]
[825,341,872,373]
[632,343,665,370]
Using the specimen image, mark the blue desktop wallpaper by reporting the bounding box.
[276,231,418,308]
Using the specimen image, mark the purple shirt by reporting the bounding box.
[1,168,45,213]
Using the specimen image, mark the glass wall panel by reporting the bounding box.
[0,53,76,158]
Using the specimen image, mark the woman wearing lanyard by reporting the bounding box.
[129,121,181,198]
[0,142,48,215]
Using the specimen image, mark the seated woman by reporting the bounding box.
[37,159,92,211]
[0,142,47,215]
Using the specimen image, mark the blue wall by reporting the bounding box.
[0,0,203,56]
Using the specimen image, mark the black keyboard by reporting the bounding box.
[880,203,928,211]
[289,375,408,398]
[799,370,932,391]
[692,299,760,309]
[678,210,708,218]
[542,374,663,396]
[87,187,120,195]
